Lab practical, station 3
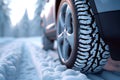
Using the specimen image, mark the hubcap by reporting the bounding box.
[57,3,74,63]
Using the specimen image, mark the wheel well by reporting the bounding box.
[55,0,61,21]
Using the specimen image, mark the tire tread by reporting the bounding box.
[73,0,110,73]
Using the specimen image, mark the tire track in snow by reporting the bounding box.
[16,43,40,80]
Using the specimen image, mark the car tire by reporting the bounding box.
[42,34,54,50]
[57,0,110,73]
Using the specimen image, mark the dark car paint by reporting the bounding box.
[90,0,120,60]
[94,0,120,13]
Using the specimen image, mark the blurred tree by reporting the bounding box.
[15,10,30,37]
[29,0,44,36]
[0,0,11,37]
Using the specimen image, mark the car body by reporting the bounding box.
[40,0,120,73]
[40,0,56,40]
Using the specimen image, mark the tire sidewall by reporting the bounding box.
[57,0,79,68]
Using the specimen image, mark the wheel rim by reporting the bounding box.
[57,3,74,63]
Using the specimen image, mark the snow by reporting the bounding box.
[0,40,22,80]
[0,38,14,47]
[26,42,89,80]
[16,45,40,80]
[0,37,120,80]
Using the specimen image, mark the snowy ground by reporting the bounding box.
[0,38,14,48]
[0,37,120,80]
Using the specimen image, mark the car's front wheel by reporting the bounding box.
[57,0,110,73]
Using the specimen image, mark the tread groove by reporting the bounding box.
[73,0,110,73]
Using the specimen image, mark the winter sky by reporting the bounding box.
[9,0,37,26]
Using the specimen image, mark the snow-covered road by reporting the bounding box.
[0,37,120,80]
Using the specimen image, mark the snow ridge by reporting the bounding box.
[0,42,22,80]
[26,43,90,80]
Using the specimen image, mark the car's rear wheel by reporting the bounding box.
[42,34,54,50]
[57,0,110,73]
